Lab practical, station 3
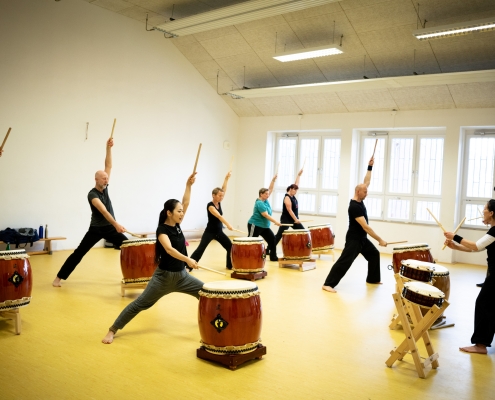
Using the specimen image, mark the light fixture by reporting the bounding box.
[154,0,340,37]
[273,45,343,62]
[413,17,495,40]
[474,131,495,135]
[367,132,388,136]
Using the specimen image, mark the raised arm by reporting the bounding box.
[267,174,277,198]
[105,138,113,180]
[294,168,303,186]
[221,171,232,194]
[91,198,126,233]
[363,157,374,188]
[182,172,196,217]
[355,216,386,246]
[208,206,233,230]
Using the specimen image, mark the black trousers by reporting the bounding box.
[274,223,305,246]
[190,229,232,270]
[57,225,127,280]
[471,272,495,346]
[323,236,380,288]
[247,223,278,261]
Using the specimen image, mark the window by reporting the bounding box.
[273,133,341,216]
[360,132,444,223]
[461,133,495,228]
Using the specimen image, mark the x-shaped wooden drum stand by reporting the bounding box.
[385,274,449,379]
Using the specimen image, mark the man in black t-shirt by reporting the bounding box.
[322,157,387,293]
[52,138,127,287]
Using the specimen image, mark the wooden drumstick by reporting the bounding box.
[279,223,293,226]
[110,118,116,139]
[193,143,202,174]
[297,219,313,223]
[442,217,466,250]
[426,208,446,232]
[275,161,280,175]
[301,157,307,170]
[125,230,142,238]
[232,228,248,235]
[372,139,378,158]
[197,264,227,276]
[0,127,12,151]
[387,240,408,245]
[468,216,482,222]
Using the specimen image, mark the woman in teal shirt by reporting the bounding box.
[247,174,281,261]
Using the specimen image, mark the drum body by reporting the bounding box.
[399,259,434,283]
[402,281,445,308]
[431,265,450,301]
[120,239,157,283]
[198,281,262,354]
[282,229,312,260]
[392,243,433,274]
[230,237,265,273]
[0,250,32,310]
[308,224,335,251]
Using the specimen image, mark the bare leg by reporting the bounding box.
[52,277,62,287]
[459,344,487,354]
[322,285,337,293]
[102,330,115,344]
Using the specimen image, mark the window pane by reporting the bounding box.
[465,203,486,227]
[364,197,382,218]
[272,191,285,211]
[320,194,338,214]
[277,138,297,188]
[362,138,385,192]
[387,198,410,220]
[321,138,341,190]
[389,138,414,193]
[299,138,319,189]
[298,193,316,213]
[466,137,495,198]
[418,138,444,195]
[415,201,440,222]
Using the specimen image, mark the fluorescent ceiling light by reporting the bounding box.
[154,0,340,37]
[413,17,495,40]
[273,46,343,62]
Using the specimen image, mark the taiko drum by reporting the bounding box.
[391,243,434,274]
[282,229,312,260]
[402,281,445,309]
[0,249,32,310]
[230,237,265,273]
[120,239,157,283]
[308,224,335,251]
[399,259,435,283]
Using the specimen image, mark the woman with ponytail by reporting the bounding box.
[444,199,495,354]
[102,173,203,344]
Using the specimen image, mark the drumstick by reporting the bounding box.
[232,228,248,235]
[301,157,307,170]
[193,143,202,174]
[468,216,482,221]
[279,223,293,226]
[125,230,142,238]
[387,240,408,245]
[426,208,446,232]
[110,118,116,139]
[197,264,227,276]
[0,127,11,151]
[372,139,378,158]
[442,217,466,250]
[297,219,313,223]
[275,161,280,175]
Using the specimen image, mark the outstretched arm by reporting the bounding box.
[355,216,386,246]
[208,206,233,230]
[284,196,300,224]
[294,168,303,186]
[221,171,232,194]
[105,138,113,180]
[158,233,198,269]
[363,157,374,187]
[182,172,197,217]
[91,198,126,233]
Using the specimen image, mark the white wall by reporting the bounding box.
[234,109,495,266]
[0,0,238,251]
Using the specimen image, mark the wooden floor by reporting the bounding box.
[1,241,493,400]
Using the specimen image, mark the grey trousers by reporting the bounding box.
[111,268,204,331]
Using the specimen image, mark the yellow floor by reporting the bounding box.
[1,242,493,400]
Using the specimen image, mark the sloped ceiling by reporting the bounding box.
[83,0,495,116]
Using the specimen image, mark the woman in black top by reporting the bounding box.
[102,173,203,344]
[444,199,495,354]
[191,171,234,269]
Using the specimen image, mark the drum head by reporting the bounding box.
[393,243,429,251]
[0,249,28,259]
[403,281,445,298]
[232,237,263,243]
[308,224,332,229]
[121,238,156,246]
[401,259,435,271]
[202,280,257,292]
[282,228,310,235]
[432,264,449,276]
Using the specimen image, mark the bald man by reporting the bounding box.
[53,138,127,287]
[322,157,387,293]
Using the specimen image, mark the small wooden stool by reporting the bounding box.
[0,308,22,335]
[312,248,335,261]
[231,270,267,281]
[121,280,149,297]
[197,344,266,370]
[386,274,449,379]
[278,258,316,272]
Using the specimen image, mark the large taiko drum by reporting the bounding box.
[0,249,32,310]
[399,259,434,283]
[402,281,445,309]
[120,239,157,284]
[308,224,335,251]
[391,243,434,274]
[230,237,265,273]
[282,229,312,260]
[431,264,450,301]
[198,280,262,355]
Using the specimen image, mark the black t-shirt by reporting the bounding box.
[281,193,299,223]
[346,200,368,240]
[205,201,223,232]
[156,223,187,272]
[486,226,495,273]
[88,186,115,227]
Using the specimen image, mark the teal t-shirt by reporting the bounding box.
[248,198,272,228]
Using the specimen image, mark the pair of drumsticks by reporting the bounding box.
[426,208,466,250]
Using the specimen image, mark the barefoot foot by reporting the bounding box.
[102,331,115,344]
[52,277,62,287]
[322,285,337,293]
[459,344,487,354]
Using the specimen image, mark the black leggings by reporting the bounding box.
[190,229,232,269]
[471,273,495,346]
[247,223,278,261]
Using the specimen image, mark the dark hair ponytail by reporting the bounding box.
[154,199,180,266]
